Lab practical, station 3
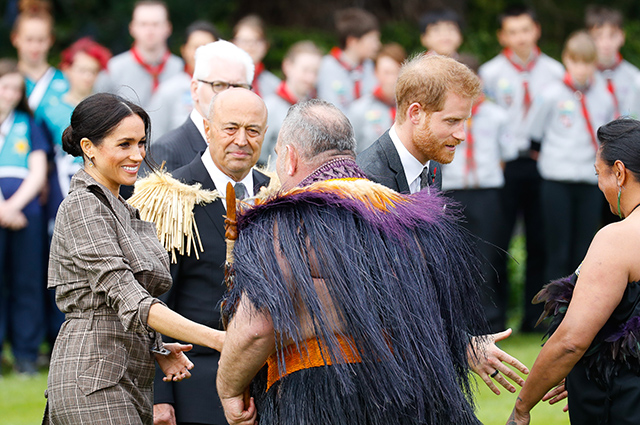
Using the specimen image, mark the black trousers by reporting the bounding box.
[541,180,603,282]
[498,158,546,331]
[448,188,507,332]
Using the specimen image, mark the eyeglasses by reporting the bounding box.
[197,80,252,93]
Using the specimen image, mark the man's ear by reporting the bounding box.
[190,79,199,104]
[407,102,424,125]
[286,144,298,176]
[203,119,212,145]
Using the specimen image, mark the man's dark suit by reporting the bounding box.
[151,117,207,173]
[356,130,442,192]
[153,153,270,425]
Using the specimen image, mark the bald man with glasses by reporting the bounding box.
[150,40,255,172]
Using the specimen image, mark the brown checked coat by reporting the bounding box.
[45,170,172,425]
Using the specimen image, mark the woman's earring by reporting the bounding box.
[617,186,623,219]
[87,157,95,168]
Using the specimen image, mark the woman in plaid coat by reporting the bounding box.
[44,93,224,424]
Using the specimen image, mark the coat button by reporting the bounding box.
[44,389,48,398]
[133,378,138,386]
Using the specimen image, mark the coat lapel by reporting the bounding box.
[379,132,410,193]
[188,156,227,240]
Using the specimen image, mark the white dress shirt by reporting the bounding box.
[389,125,430,194]
[201,147,254,209]
[190,109,208,143]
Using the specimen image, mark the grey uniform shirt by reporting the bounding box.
[479,51,564,161]
[348,93,395,154]
[147,72,193,141]
[596,59,640,117]
[94,49,184,108]
[442,100,507,191]
[317,50,376,112]
[261,92,293,167]
[525,78,615,184]
[254,68,281,99]
[627,73,640,119]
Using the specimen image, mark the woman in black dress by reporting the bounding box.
[507,118,640,425]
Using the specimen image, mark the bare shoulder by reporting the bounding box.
[586,218,640,280]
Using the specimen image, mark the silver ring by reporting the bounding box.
[490,370,499,378]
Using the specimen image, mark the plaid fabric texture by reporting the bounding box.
[45,170,172,424]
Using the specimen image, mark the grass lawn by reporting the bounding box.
[474,332,570,425]
[2,233,563,424]
[1,332,569,425]
[0,369,47,425]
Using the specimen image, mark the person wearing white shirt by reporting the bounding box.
[153,88,269,425]
[149,40,254,174]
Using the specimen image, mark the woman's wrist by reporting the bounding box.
[514,394,530,414]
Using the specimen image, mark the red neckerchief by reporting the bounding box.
[502,47,540,116]
[184,63,193,78]
[373,86,396,121]
[275,81,298,105]
[330,47,363,99]
[130,46,171,92]
[598,53,623,118]
[464,94,485,187]
[253,62,265,97]
[563,72,598,152]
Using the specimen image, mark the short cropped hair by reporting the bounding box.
[233,15,267,40]
[284,41,322,63]
[395,54,481,122]
[419,9,463,34]
[585,6,623,30]
[192,40,255,83]
[335,8,379,49]
[279,99,356,159]
[497,5,537,28]
[60,37,112,70]
[376,43,407,66]
[185,20,220,42]
[562,31,597,63]
[132,0,169,20]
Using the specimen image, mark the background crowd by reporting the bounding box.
[0,0,639,382]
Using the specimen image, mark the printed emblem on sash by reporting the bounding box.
[498,78,513,107]
[13,139,30,156]
[559,100,575,128]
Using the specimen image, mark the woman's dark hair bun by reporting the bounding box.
[61,125,83,157]
[60,92,153,165]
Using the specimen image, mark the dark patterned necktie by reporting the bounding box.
[234,182,247,200]
[419,166,431,190]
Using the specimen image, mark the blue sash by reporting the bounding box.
[0,111,32,180]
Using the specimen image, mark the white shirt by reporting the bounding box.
[201,147,254,210]
[389,125,430,194]
[190,109,208,143]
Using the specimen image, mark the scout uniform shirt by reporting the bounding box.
[0,110,50,213]
[25,67,69,126]
[441,97,507,191]
[348,87,396,154]
[525,74,615,184]
[317,47,376,113]
[595,54,640,118]
[479,48,564,162]
[94,47,183,108]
